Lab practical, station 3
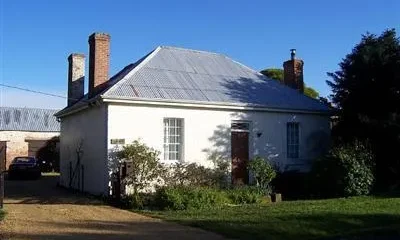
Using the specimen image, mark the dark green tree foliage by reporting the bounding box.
[260,68,284,83]
[327,29,400,189]
[304,86,319,99]
[310,141,375,197]
[260,68,320,99]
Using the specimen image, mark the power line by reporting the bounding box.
[0,83,69,100]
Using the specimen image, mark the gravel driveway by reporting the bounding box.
[0,174,226,240]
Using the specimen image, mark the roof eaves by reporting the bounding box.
[101,96,333,115]
[54,96,100,118]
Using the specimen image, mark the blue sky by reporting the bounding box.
[1,0,399,109]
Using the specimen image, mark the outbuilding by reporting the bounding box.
[0,107,60,171]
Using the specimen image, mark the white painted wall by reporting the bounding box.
[60,102,330,196]
[59,105,108,195]
[107,103,330,172]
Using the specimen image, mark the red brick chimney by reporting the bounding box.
[67,53,85,106]
[88,33,110,97]
[283,49,304,93]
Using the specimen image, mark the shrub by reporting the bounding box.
[310,141,375,197]
[161,162,229,188]
[154,186,228,210]
[248,156,277,191]
[120,193,155,209]
[116,140,165,200]
[272,171,310,200]
[226,186,265,204]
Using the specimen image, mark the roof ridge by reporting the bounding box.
[142,65,253,78]
[159,46,266,78]
[0,106,59,111]
[159,46,225,57]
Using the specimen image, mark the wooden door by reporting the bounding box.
[231,131,249,185]
[0,142,6,171]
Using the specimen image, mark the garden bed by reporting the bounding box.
[143,196,400,240]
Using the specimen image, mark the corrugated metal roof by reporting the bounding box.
[103,46,330,112]
[0,107,60,132]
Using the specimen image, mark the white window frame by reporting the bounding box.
[287,122,300,159]
[163,118,184,161]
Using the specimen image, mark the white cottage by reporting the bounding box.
[55,33,331,196]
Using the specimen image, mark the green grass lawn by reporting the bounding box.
[144,197,400,240]
[0,209,5,221]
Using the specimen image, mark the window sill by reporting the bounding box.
[159,160,182,165]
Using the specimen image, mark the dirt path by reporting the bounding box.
[0,175,226,240]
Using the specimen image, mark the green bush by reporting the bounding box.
[154,185,268,210]
[226,186,265,204]
[116,140,165,206]
[120,193,155,209]
[310,141,375,197]
[154,186,228,210]
[161,162,229,188]
[248,156,277,191]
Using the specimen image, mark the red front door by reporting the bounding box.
[231,131,249,185]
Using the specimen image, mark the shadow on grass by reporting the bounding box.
[0,209,5,221]
[0,218,223,240]
[148,211,400,240]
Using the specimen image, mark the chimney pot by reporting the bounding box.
[290,49,296,60]
[88,32,110,98]
[67,53,85,106]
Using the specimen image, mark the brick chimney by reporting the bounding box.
[67,53,85,106]
[283,49,304,93]
[88,32,110,97]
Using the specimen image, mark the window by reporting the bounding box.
[163,118,183,161]
[287,122,299,159]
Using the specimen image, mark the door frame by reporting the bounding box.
[0,141,7,171]
[230,121,251,185]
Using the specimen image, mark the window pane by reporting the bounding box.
[164,118,183,161]
[287,122,299,159]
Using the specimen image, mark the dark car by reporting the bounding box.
[8,156,41,179]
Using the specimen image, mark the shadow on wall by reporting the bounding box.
[202,124,231,167]
[63,139,85,192]
[219,77,330,169]
[108,145,125,199]
[36,136,60,172]
[306,130,330,160]
[202,112,282,172]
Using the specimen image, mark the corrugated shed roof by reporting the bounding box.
[0,107,60,132]
[103,46,330,112]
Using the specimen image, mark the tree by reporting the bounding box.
[327,29,400,189]
[304,86,319,99]
[260,68,320,99]
[260,68,284,83]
